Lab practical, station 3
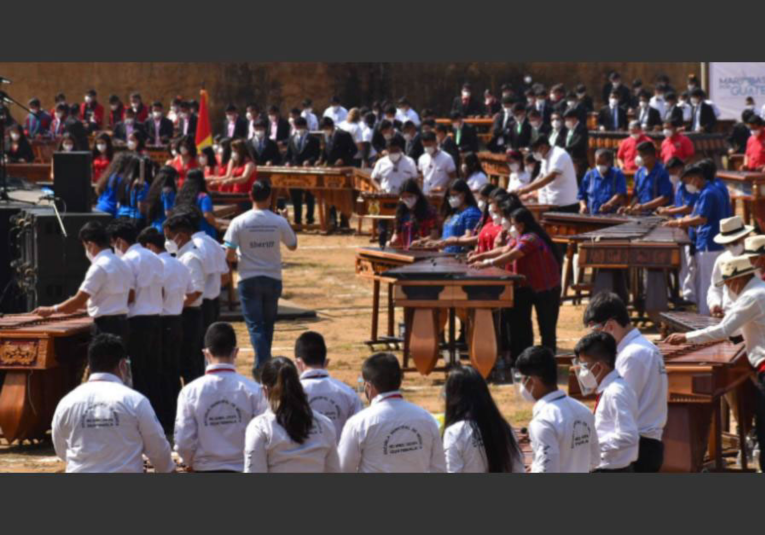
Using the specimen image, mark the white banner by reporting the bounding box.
[709,62,765,120]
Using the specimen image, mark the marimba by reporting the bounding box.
[384,256,523,378]
[477,151,509,186]
[0,313,92,443]
[436,118,495,144]
[717,170,765,229]
[587,131,728,167]
[355,247,450,344]
[4,163,52,184]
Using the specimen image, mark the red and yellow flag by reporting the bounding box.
[195,89,212,151]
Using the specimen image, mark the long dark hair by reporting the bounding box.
[146,166,179,222]
[260,357,313,444]
[92,132,114,161]
[444,366,522,473]
[117,155,146,206]
[395,178,431,223]
[509,207,562,267]
[463,152,484,177]
[96,151,133,195]
[175,169,208,210]
[477,183,497,227]
[440,179,478,219]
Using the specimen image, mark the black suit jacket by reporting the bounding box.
[636,106,662,131]
[286,133,321,165]
[691,102,717,133]
[267,117,291,143]
[565,122,589,160]
[508,119,532,149]
[488,111,515,152]
[439,137,461,170]
[602,83,631,107]
[727,122,751,154]
[371,131,405,155]
[221,117,249,139]
[177,114,198,138]
[405,134,424,162]
[451,97,482,117]
[113,121,147,142]
[144,117,175,145]
[321,129,357,166]
[663,105,685,126]
[548,127,568,148]
[249,137,282,165]
[597,105,628,131]
[529,101,553,124]
[564,103,589,125]
[529,123,552,146]
[453,123,479,153]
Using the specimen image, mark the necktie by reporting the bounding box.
[613,108,618,130]
[456,129,462,145]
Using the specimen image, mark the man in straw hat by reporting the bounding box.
[667,254,765,471]
[707,216,755,319]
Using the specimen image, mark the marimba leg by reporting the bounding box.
[0,371,37,444]
[315,192,327,232]
[387,284,395,337]
[408,308,439,376]
[469,309,497,378]
[371,280,380,342]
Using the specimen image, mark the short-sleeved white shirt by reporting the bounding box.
[418,150,456,195]
[224,209,297,281]
[158,252,193,316]
[79,249,132,318]
[371,155,418,194]
[122,244,164,317]
[538,146,578,206]
[466,171,489,192]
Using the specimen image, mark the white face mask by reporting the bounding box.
[227,115,236,123]
[199,156,208,166]
[503,107,513,115]
[403,133,413,142]
[85,96,93,104]
[254,130,265,140]
[448,196,462,209]
[180,146,189,155]
[532,151,544,162]
[634,155,644,167]
[477,200,487,211]
[96,143,107,153]
[751,129,762,137]
[425,146,436,155]
[669,174,680,189]
[509,162,520,173]
[171,149,178,158]
[85,247,95,263]
[597,165,609,175]
[685,183,699,195]
[389,152,402,163]
[114,246,125,258]
[501,217,512,231]
[63,143,74,152]
[10,132,20,141]
[153,111,163,120]
[509,225,520,239]
[552,119,562,130]
[611,81,621,88]
[246,112,254,121]
[231,152,240,162]
[727,243,745,256]
[491,211,502,225]
[131,103,140,110]
[524,76,532,84]
[576,364,599,396]
[127,140,137,151]
[518,378,536,402]
[567,100,576,108]
[631,132,641,140]
[609,98,619,107]
[639,101,649,108]
[663,128,674,138]
[402,197,417,209]
[462,91,470,99]
[164,239,179,255]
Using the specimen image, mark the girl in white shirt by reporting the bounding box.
[506,149,531,193]
[442,366,525,473]
[461,152,489,193]
[244,357,339,473]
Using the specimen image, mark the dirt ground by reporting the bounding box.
[0,223,661,472]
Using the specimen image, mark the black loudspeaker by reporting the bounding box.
[53,151,92,213]
[11,207,112,310]
[0,203,26,313]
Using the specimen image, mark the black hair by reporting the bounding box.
[293,116,308,128]
[421,130,437,142]
[444,366,522,473]
[361,353,402,393]
[512,102,526,113]
[294,331,327,367]
[681,164,705,181]
[260,357,313,444]
[163,213,195,234]
[107,219,139,245]
[636,140,656,155]
[515,346,557,387]
[696,158,717,182]
[116,154,148,208]
[92,132,114,161]
[198,146,217,172]
[225,104,237,113]
[248,179,271,201]
[137,226,166,250]
[563,108,580,119]
[145,165,179,223]
[530,134,550,150]
[440,179,478,219]
[175,169,209,212]
[319,117,335,129]
[583,291,631,328]
[450,111,463,121]
[462,152,484,177]
[204,322,237,357]
[574,331,617,368]
[396,178,431,226]
[88,333,126,373]
[509,207,562,268]
[747,114,764,127]
[79,221,110,248]
[665,156,685,170]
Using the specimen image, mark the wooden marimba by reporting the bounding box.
[384,256,523,378]
[436,118,495,144]
[0,313,92,443]
[4,163,52,184]
[477,151,509,186]
[587,131,728,167]
[717,170,765,229]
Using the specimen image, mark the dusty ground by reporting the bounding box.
[0,223,658,472]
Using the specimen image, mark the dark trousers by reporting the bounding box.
[505,287,534,362]
[377,220,390,248]
[127,315,162,412]
[180,307,205,384]
[533,286,561,354]
[754,372,765,471]
[202,297,220,334]
[160,315,183,431]
[290,189,315,225]
[632,436,665,473]
[594,465,635,473]
[92,314,129,345]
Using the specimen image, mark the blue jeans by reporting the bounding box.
[238,276,282,373]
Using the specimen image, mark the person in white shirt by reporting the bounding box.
[461,152,489,193]
[573,332,639,472]
[322,96,348,125]
[295,330,363,442]
[244,357,339,472]
[707,216,754,318]
[583,291,668,472]
[301,99,319,132]
[514,346,599,473]
[395,97,421,127]
[506,149,531,193]
[174,322,267,472]
[516,135,579,211]
[107,219,164,413]
[34,221,132,343]
[339,108,365,164]
[138,227,195,431]
[338,353,446,473]
[418,131,456,195]
[164,213,207,384]
[52,333,174,473]
[443,366,525,473]
[360,112,377,164]
[649,84,667,119]
[667,254,765,472]
[371,137,418,194]
[224,180,297,375]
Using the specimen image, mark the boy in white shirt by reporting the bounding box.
[573,332,639,472]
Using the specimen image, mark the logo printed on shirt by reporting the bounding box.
[383,425,424,455]
[81,402,120,429]
[571,420,592,449]
[203,399,243,427]
[308,395,342,421]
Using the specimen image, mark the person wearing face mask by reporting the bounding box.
[322,96,348,125]
[547,112,567,149]
[597,89,628,132]
[371,119,402,155]
[221,103,248,140]
[164,214,207,383]
[317,117,357,230]
[451,82,482,117]
[249,119,282,166]
[445,184,503,255]
[504,150,530,193]
[573,332,639,472]
[80,89,105,133]
[656,158,696,219]
[370,138,418,245]
[210,139,257,201]
[425,179,482,254]
[602,72,631,108]
[517,135,579,213]
[300,99,319,131]
[401,120,423,163]
[167,97,183,130]
[662,92,685,126]
[667,255,765,472]
[388,178,440,248]
[489,95,517,153]
[244,103,265,139]
[144,102,174,146]
[177,101,197,137]
[582,292,668,472]
[727,109,754,157]
[634,90,662,131]
[574,84,594,114]
[339,107,366,165]
[395,97,421,127]
[578,149,627,214]
[450,111,479,154]
[107,219,164,412]
[415,131,455,195]
[616,121,653,172]
[561,109,589,179]
[527,109,551,147]
[514,346,599,473]
[51,334,174,473]
[461,152,489,193]
[506,102,532,150]
[49,102,69,137]
[649,83,669,119]
[690,88,717,133]
[706,216,754,319]
[284,117,320,226]
[24,97,52,139]
[128,92,149,123]
[622,141,673,215]
[91,132,114,184]
[107,94,125,129]
[4,124,34,163]
[433,123,461,171]
[548,84,568,116]
[266,105,290,146]
[113,108,145,142]
[745,115,765,172]
[338,353,445,473]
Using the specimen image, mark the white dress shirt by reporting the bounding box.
[687,276,765,369]
[177,240,206,308]
[337,391,446,473]
[594,370,640,470]
[79,249,133,318]
[538,146,578,207]
[707,250,736,316]
[418,150,456,195]
[299,369,364,443]
[322,105,348,125]
[122,244,164,317]
[529,390,599,473]
[158,251,194,316]
[244,409,339,473]
[371,155,418,193]
[395,107,421,127]
[52,373,174,473]
[301,110,319,131]
[615,328,668,441]
[507,170,531,192]
[174,363,267,472]
[466,171,489,192]
[649,96,666,118]
[191,231,229,300]
[443,420,525,473]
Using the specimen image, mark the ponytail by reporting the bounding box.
[260,357,313,444]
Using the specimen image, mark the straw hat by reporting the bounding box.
[715,255,757,287]
[744,235,765,257]
[713,216,754,245]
